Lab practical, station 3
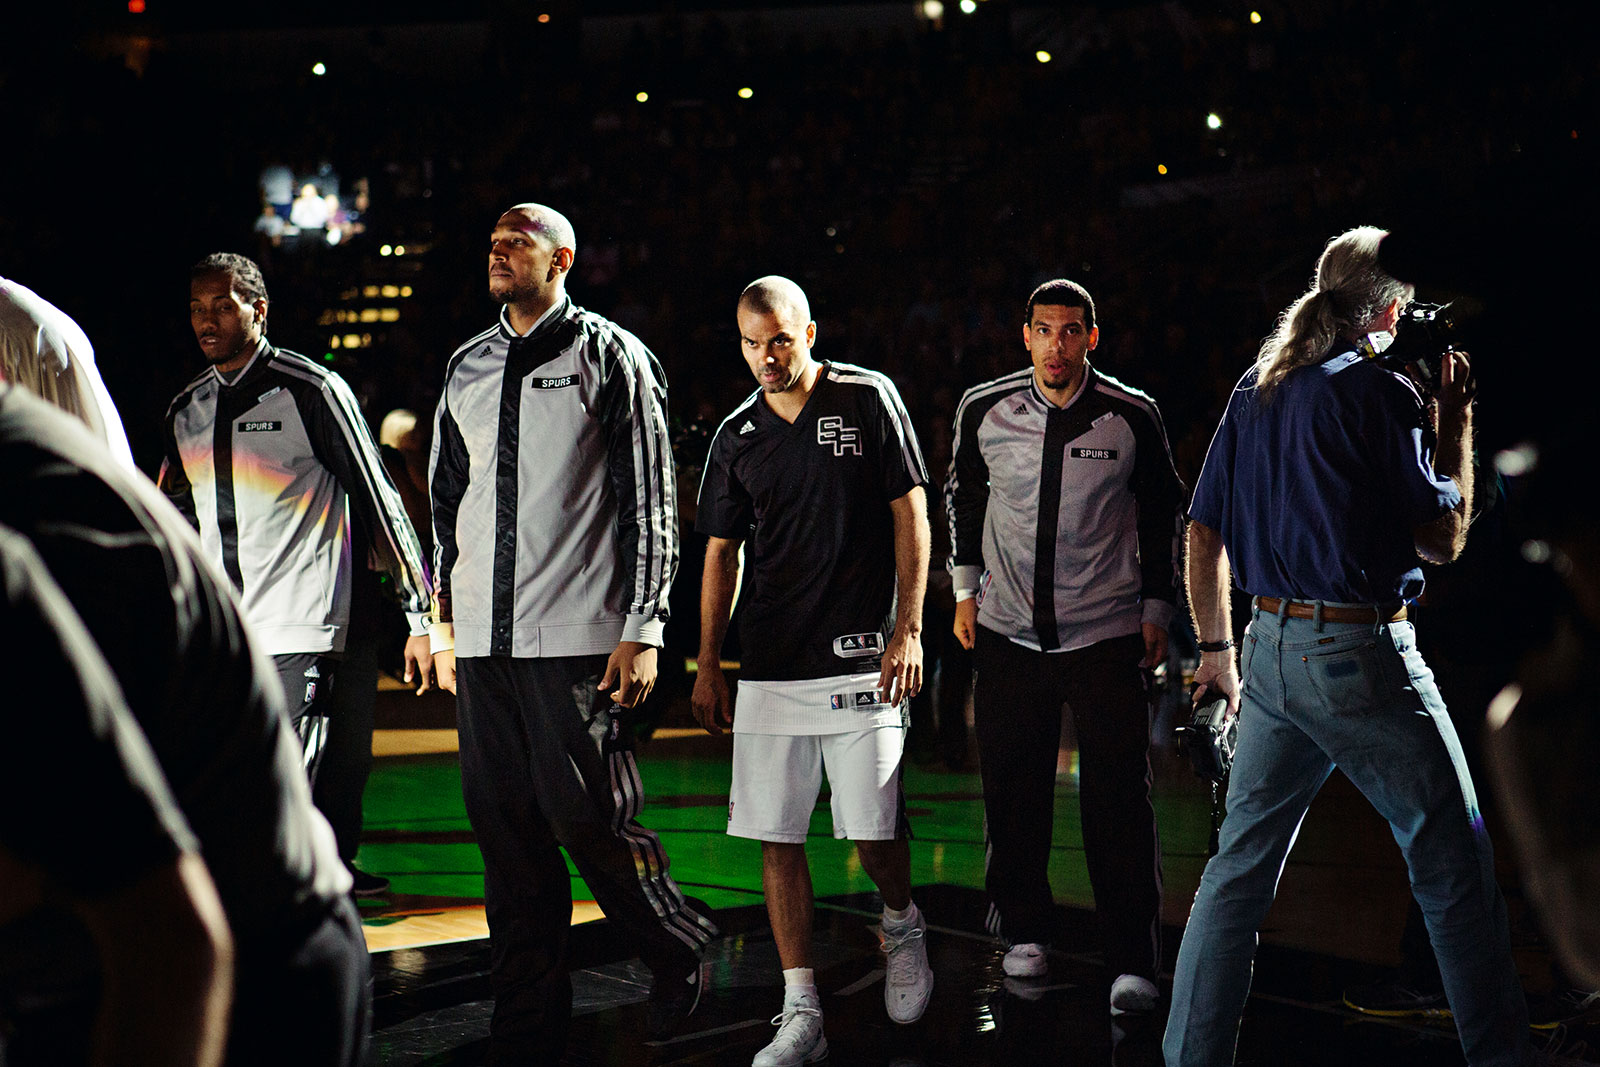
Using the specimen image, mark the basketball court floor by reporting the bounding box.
[353,682,1597,1066]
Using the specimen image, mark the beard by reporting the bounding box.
[203,332,255,366]
[489,274,540,305]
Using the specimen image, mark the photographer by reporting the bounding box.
[1162,227,1531,1067]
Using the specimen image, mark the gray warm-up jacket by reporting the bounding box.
[945,364,1183,652]
[429,297,677,659]
[160,339,432,656]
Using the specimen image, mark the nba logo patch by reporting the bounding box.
[833,632,883,659]
[830,694,848,710]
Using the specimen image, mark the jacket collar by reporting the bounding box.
[1028,361,1098,411]
[213,337,271,388]
[498,294,571,343]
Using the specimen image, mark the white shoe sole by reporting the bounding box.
[1003,953,1048,978]
[751,1033,829,1066]
[887,979,933,1024]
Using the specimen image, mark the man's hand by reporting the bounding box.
[1140,622,1168,669]
[403,635,435,695]
[1437,349,1476,415]
[599,641,657,708]
[953,598,978,651]
[878,629,924,705]
[434,650,457,695]
[1193,655,1241,718]
[691,661,734,735]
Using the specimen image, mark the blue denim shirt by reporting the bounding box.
[1188,348,1460,603]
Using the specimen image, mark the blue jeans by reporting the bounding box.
[1163,602,1530,1066]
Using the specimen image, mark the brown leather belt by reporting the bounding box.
[1254,596,1407,624]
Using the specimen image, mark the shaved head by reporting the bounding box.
[499,203,577,256]
[738,276,811,325]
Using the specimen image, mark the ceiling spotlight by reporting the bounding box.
[1206,112,1223,129]
[312,61,326,76]
[1035,50,1052,64]
[960,0,977,12]
[738,87,754,99]
[636,91,649,103]
[922,0,944,19]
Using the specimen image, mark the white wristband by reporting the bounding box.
[429,621,455,655]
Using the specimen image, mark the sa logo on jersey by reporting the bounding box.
[816,416,861,456]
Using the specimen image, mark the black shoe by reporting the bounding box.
[350,868,391,897]
[646,959,703,1041]
[1342,979,1451,1019]
[1528,988,1600,1031]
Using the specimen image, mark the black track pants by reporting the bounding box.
[455,655,717,1062]
[972,627,1162,981]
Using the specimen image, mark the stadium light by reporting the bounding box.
[738,87,754,99]
[1250,11,1262,23]
[636,91,649,103]
[1207,112,1223,129]
[312,61,326,76]
[1035,50,1052,63]
[959,0,977,12]
[1157,163,1169,175]
[922,0,944,20]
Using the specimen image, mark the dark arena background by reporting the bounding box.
[4,1,1596,1065]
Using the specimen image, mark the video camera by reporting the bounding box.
[1370,300,1459,399]
[1175,695,1237,783]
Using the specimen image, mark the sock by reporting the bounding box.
[782,968,817,1004]
[882,902,916,926]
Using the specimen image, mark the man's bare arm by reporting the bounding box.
[75,851,234,1067]
[881,486,931,704]
[1186,519,1239,713]
[1415,351,1475,564]
[691,536,743,734]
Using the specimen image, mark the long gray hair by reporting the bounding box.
[1254,226,1413,403]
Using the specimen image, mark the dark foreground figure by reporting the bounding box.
[0,385,370,1067]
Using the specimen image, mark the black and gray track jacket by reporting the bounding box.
[160,340,432,656]
[946,364,1183,652]
[429,297,677,659]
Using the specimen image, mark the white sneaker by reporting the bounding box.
[1002,942,1048,978]
[1109,973,1159,1015]
[752,997,828,1066]
[880,911,934,1023]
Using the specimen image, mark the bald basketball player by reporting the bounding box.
[427,204,715,1061]
[693,276,935,1065]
